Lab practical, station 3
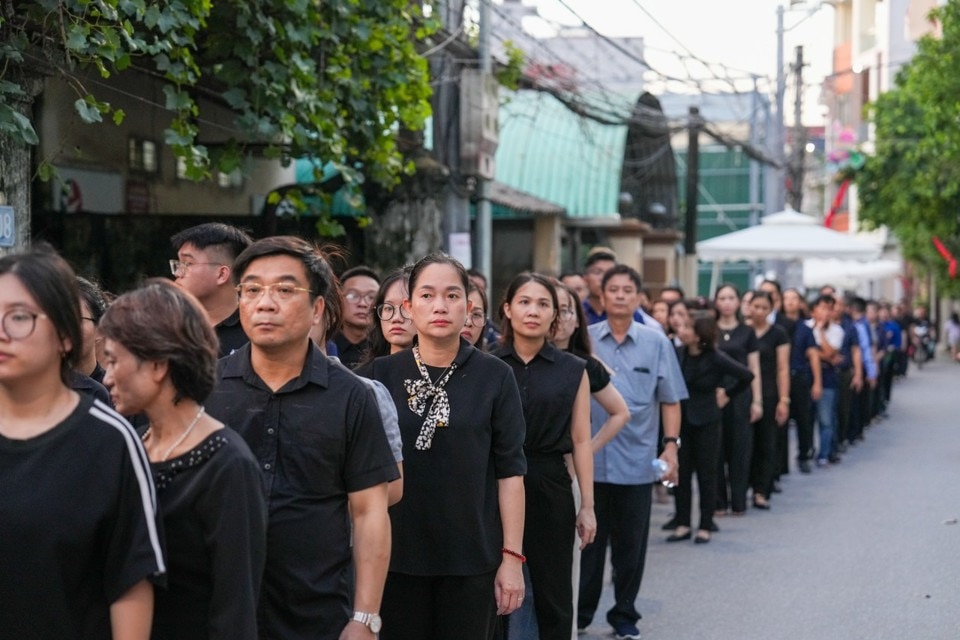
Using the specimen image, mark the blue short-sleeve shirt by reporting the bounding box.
[588,321,688,485]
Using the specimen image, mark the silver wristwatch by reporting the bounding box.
[352,611,383,634]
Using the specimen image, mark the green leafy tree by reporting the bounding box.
[858,0,960,294]
[0,0,436,249]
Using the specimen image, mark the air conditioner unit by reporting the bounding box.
[460,70,499,180]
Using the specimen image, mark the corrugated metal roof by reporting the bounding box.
[496,90,629,218]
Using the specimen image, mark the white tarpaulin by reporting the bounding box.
[803,258,902,289]
[696,208,882,262]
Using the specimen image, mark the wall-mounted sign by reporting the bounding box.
[0,206,14,248]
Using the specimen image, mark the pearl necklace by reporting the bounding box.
[142,406,205,462]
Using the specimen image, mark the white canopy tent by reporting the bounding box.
[802,258,902,290]
[696,208,883,293]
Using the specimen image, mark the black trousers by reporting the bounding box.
[750,396,779,497]
[381,570,498,640]
[716,392,753,513]
[789,370,815,463]
[835,368,853,447]
[674,418,720,531]
[578,483,651,629]
[514,456,575,640]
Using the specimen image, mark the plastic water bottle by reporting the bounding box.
[651,459,675,488]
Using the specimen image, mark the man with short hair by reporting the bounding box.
[206,237,397,640]
[559,272,589,304]
[334,266,380,368]
[581,249,661,331]
[579,264,686,640]
[806,295,844,467]
[658,285,685,306]
[170,222,254,356]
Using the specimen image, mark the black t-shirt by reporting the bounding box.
[206,343,398,640]
[755,325,790,401]
[149,431,267,640]
[717,322,759,365]
[493,342,586,456]
[215,308,249,358]
[0,395,165,639]
[370,341,527,576]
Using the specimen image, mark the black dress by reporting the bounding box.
[148,430,267,640]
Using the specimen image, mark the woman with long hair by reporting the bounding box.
[668,314,753,544]
[368,254,527,640]
[492,274,597,640]
[359,268,416,366]
[0,248,164,638]
[712,284,762,516]
[746,291,791,509]
[101,280,267,640]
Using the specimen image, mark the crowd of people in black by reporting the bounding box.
[0,227,930,640]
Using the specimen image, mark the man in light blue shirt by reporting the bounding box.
[579,265,687,640]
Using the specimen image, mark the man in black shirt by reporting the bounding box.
[170,222,253,357]
[333,266,379,368]
[206,237,398,640]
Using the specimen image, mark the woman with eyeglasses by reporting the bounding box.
[358,268,416,368]
[492,273,596,640]
[0,247,165,639]
[461,283,489,349]
[100,280,267,640]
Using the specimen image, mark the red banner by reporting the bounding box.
[824,179,850,229]
[932,236,957,278]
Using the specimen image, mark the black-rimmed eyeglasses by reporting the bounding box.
[376,303,411,321]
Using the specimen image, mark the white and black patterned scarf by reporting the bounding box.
[404,345,459,450]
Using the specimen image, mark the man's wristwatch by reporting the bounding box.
[352,611,382,634]
[662,437,681,449]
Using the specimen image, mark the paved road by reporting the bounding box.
[579,356,960,640]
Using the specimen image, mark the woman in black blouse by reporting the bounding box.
[492,274,596,640]
[669,314,754,544]
[368,254,526,640]
[747,292,791,509]
[552,284,629,449]
[713,284,762,516]
[100,280,267,640]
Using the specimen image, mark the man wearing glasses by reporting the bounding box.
[206,236,397,640]
[170,222,254,356]
[333,266,380,368]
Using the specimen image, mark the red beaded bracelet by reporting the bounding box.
[501,548,526,563]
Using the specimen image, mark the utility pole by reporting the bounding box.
[748,76,762,227]
[475,0,493,286]
[766,3,787,215]
[788,45,806,211]
[683,106,701,294]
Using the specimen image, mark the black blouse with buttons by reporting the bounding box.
[493,342,586,456]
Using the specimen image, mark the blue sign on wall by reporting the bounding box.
[0,206,14,248]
